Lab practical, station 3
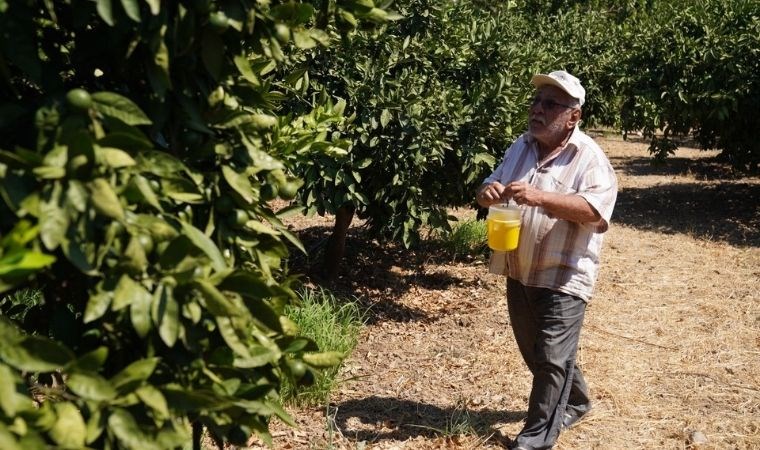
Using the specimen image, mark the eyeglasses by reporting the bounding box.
[530,97,576,110]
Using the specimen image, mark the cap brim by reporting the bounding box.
[531,74,565,91]
[530,74,584,105]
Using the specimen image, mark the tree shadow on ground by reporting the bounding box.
[611,156,759,247]
[614,182,759,247]
[331,396,523,447]
[289,225,472,324]
[609,154,745,181]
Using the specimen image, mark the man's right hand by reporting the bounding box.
[476,182,507,207]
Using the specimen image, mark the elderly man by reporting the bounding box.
[476,70,617,450]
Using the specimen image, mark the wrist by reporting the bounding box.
[536,190,549,208]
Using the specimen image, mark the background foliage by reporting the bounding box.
[616,0,760,170]
[295,1,545,249]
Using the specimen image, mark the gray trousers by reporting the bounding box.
[507,277,591,450]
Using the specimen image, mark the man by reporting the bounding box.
[476,70,617,450]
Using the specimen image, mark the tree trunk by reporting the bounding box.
[192,422,202,450]
[321,204,355,281]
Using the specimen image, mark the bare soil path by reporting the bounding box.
[252,135,759,450]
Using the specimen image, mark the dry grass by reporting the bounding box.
[250,134,759,450]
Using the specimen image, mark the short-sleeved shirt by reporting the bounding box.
[484,127,617,302]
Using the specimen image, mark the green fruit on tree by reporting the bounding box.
[231,209,249,227]
[208,11,229,32]
[66,88,92,110]
[286,358,307,379]
[278,181,300,200]
[260,184,276,201]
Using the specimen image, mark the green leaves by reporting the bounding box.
[50,402,87,448]
[96,0,116,25]
[92,92,151,126]
[130,285,153,337]
[302,351,343,368]
[615,0,760,170]
[120,0,141,22]
[0,334,74,372]
[38,189,68,250]
[195,279,242,317]
[152,283,180,347]
[295,1,526,247]
[89,178,125,220]
[0,0,397,448]
[0,223,55,292]
[113,275,151,310]
[144,0,160,16]
[179,221,227,272]
[110,357,159,392]
[108,409,162,450]
[67,371,118,401]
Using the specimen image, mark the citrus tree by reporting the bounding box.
[287,0,556,277]
[617,0,760,171]
[0,0,387,448]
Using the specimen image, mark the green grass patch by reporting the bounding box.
[282,286,365,406]
[436,219,489,260]
[407,398,483,441]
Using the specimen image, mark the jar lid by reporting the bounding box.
[488,203,520,221]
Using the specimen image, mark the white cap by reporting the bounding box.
[531,70,585,106]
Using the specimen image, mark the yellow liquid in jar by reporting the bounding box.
[487,218,521,251]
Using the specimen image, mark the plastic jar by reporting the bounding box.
[486,203,521,251]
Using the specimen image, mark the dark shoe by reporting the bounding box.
[508,441,531,450]
[562,407,591,429]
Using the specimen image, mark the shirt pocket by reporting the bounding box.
[533,175,577,239]
[549,175,578,195]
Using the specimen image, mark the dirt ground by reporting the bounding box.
[251,134,759,450]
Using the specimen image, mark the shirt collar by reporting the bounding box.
[526,126,581,162]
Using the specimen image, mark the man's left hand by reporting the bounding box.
[504,181,544,207]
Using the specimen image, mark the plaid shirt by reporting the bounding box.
[485,128,617,301]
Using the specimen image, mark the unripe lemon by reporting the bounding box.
[231,209,248,227]
[66,88,92,110]
[278,181,300,200]
[286,358,307,379]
